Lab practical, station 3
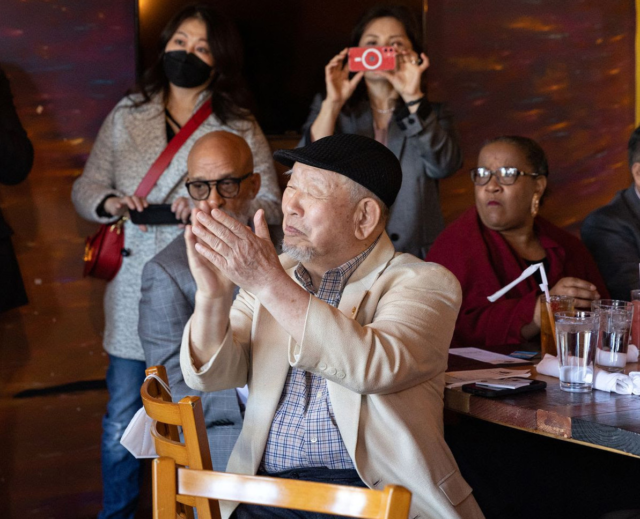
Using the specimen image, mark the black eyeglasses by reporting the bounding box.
[185,172,253,200]
[470,167,541,186]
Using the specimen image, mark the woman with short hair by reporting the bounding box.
[426,136,608,349]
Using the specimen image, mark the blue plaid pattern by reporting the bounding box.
[261,238,379,473]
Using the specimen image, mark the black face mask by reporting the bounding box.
[163,50,213,88]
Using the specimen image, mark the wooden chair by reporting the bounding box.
[141,365,220,519]
[153,456,412,519]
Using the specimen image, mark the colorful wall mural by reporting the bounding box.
[428,0,635,231]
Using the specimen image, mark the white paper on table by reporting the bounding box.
[449,347,532,364]
[445,368,531,388]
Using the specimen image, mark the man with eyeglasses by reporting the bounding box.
[138,131,266,471]
[179,134,484,519]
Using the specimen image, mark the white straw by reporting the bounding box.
[487,263,543,302]
[538,262,551,300]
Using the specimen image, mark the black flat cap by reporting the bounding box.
[273,134,403,207]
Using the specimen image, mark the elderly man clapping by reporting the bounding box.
[180,133,484,519]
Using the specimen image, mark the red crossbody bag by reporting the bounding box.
[83,101,213,281]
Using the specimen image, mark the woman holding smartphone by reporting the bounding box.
[72,5,280,518]
[300,4,461,258]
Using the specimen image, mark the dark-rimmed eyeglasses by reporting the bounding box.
[470,167,541,186]
[185,172,253,200]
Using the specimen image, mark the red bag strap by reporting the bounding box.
[134,100,213,198]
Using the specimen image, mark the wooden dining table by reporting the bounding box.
[444,345,640,459]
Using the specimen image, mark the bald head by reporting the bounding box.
[186,131,260,221]
[188,131,253,175]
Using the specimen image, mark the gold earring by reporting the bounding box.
[531,196,540,218]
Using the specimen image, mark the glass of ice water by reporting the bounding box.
[554,311,599,393]
[591,300,633,373]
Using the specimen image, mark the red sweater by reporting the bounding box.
[425,207,609,350]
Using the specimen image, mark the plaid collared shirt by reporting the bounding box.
[261,238,379,473]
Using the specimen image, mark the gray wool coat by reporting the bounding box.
[300,95,462,258]
[72,92,281,361]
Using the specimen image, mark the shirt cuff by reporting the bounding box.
[190,321,232,375]
[395,98,433,136]
[96,194,118,218]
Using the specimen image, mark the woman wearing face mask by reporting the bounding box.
[72,5,280,518]
[300,4,461,258]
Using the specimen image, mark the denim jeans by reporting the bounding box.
[232,467,367,519]
[98,354,147,519]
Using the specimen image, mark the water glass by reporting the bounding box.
[631,290,640,347]
[540,295,574,356]
[554,311,599,393]
[591,299,634,373]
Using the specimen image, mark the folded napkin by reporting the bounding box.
[536,354,635,395]
[535,354,561,378]
[629,372,640,396]
[594,370,634,395]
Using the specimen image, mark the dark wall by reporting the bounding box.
[137,0,634,230]
[1,0,136,154]
[426,0,634,230]
[0,0,136,390]
[137,0,421,135]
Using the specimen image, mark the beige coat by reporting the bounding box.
[181,233,484,519]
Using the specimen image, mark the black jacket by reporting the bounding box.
[0,67,33,311]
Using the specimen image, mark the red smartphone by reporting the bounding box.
[348,46,396,72]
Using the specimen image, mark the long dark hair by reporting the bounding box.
[129,4,252,124]
[345,4,425,112]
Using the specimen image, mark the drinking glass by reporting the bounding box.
[591,299,633,373]
[631,290,640,347]
[540,295,574,356]
[554,311,599,393]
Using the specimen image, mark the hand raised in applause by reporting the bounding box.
[190,208,284,299]
[185,208,235,301]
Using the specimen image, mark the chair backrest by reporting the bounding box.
[153,457,412,519]
[141,365,221,519]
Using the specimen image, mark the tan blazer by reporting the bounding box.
[181,233,485,519]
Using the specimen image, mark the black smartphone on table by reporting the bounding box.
[128,204,187,225]
[462,378,547,398]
